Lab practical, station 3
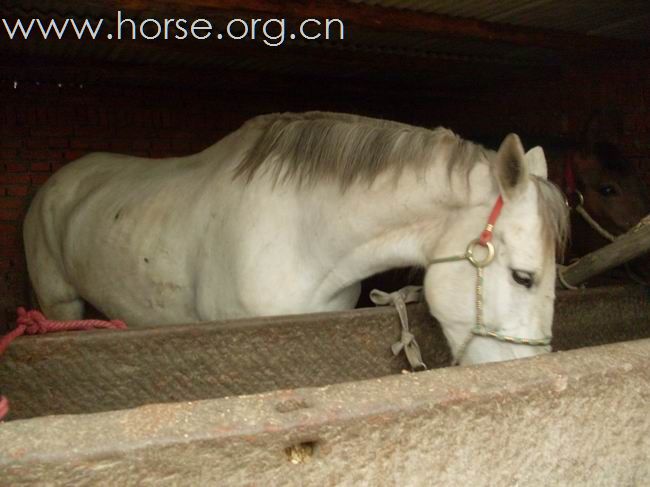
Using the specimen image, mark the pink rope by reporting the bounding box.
[0,308,127,421]
[0,395,8,420]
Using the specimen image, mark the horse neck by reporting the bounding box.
[306,161,496,292]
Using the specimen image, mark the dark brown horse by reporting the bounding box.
[550,112,650,283]
[358,113,650,306]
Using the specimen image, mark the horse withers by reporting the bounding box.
[24,112,568,365]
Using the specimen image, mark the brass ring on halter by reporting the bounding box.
[466,239,495,268]
[566,190,584,209]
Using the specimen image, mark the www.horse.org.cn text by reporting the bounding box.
[1,11,346,47]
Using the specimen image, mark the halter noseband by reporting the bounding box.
[429,195,551,364]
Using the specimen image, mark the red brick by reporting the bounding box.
[0,232,17,246]
[0,138,22,148]
[151,140,172,152]
[74,127,108,138]
[127,128,157,139]
[24,138,50,149]
[36,107,49,125]
[0,208,20,221]
[0,174,30,185]
[110,140,133,152]
[71,139,110,151]
[0,126,28,138]
[0,248,23,261]
[172,139,193,153]
[19,149,62,160]
[623,112,645,135]
[6,185,29,196]
[48,137,69,148]
[5,162,27,172]
[52,109,77,129]
[0,223,17,234]
[0,149,17,159]
[133,109,154,128]
[51,162,68,172]
[0,198,23,209]
[63,150,86,161]
[132,140,151,151]
[30,174,51,185]
[30,124,74,137]
[30,162,51,172]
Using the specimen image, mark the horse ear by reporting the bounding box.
[495,133,529,200]
[525,146,548,179]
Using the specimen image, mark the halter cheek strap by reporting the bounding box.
[564,156,577,195]
[479,195,503,245]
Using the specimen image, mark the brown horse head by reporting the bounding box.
[571,143,648,230]
[562,112,650,278]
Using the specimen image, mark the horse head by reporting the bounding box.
[424,134,568,365]
[565,111,650,278]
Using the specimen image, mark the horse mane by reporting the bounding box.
[234,111,485,189]
[235,111,568,256]
[533,176,570,259]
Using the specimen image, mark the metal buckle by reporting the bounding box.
[566,190,584,209]
[466,239,495,268]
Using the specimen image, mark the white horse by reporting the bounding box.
[24,112,568,365]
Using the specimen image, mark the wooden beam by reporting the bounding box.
[88,0,649,58]
[1,56,535,97]
[559,220,650,288]
[0,286,648,421]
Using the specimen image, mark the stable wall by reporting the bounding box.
[1,60,649,328]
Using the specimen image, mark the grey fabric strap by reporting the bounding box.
[370,286,426,371]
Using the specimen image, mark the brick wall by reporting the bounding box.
[1,60,649,329]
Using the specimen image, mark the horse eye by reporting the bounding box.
[511,269,534,289]
[598,184,618,197]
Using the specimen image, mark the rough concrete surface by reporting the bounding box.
[1,337,649,486]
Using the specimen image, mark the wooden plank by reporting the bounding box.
[0,55,555,97]
[1,286,648,421]
[560,222,650,288]
[0,302,450,420]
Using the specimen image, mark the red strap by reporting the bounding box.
[479,195,504,245]
[564,155,576,194]
[0,396,8,420]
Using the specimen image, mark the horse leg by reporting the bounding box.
[27,257,85,321]
[36,298,84,321]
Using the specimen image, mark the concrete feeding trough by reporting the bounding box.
[1,285,649,485]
